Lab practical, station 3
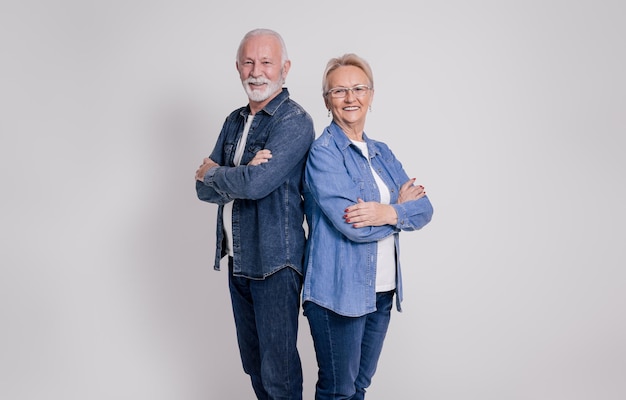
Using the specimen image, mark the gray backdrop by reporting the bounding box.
[2,0,624,399]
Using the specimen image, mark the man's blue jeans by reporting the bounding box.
[228,259,303,400]
[303,291,394,400]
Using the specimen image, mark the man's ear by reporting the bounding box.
[282,60,292,77]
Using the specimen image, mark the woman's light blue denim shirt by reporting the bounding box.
[196,88,315,279]
[302,121,433,316]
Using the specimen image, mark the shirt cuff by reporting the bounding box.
[203,165,219,186]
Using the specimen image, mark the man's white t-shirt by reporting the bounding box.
[223,114,254,256]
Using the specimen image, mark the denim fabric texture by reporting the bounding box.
[196,87,314,399]
[302,121,434,317]
[229,258,303,400]
[196,88,315,279]
[304,291,394,400]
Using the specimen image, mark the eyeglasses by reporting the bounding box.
[325,85,372,98]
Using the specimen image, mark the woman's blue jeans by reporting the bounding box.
[304,291,394,400]
[228,259,303,400]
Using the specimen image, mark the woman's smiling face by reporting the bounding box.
[325,65,374,134]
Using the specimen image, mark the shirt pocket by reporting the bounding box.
[351,176,367,200]
[223,142,236,166]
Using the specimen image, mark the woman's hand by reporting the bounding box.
[343,198,397,228]
[398,178,426,204]
[248,149,272,166]
[343,180,427,228]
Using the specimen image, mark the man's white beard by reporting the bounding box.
[243,77,283,102]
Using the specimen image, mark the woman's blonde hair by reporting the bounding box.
[322,53,374,95]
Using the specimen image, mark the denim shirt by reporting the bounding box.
[196,88,315,279]
[302,121,433,316]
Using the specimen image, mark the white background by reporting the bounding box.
[1,1,625,399]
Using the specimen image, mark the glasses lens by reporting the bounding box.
[353,86,369,97]
[330,88,347,98]
[328,86,370,98]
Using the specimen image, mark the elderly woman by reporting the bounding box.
[302,53,434,399]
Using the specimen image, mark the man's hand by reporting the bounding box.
[248,149,272,166]
[195,157,219,181]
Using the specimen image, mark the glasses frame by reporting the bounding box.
[325,84,372,99]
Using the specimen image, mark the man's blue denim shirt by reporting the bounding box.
[196,88,315,279]
[302,121,434,316]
